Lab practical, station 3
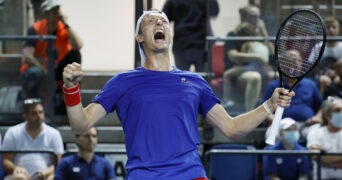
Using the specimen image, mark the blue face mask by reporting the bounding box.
[282,131,300,144]
[331,113,342,128]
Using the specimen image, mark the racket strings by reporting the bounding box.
[276,11,324,77]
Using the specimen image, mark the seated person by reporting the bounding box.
[223,22,274,111]
[263,118,310,180]
[21,0,83,114]
[309,16,342,95]
[323,59,342,99]
[2,98,64,180]
[307,96,342,180]
[54,127,116,180]
[262,50,322,130]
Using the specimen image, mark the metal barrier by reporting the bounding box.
[0,149,58,166]
[64,149,127,179]
[204,149,342,180]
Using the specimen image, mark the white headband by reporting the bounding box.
[135,10,169,65]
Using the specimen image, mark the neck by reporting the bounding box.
[143,53,172,71]
[282,142,295,150]
[26,125,42,139]
[328,124,342,133]
[78,151,94,163]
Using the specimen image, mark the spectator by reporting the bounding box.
[61,10,295,179]
[307,96,342,179]
[222,4,274,111]
[310,16,342,95]
[2,98,64,180]
[162,0,219,72]
[323,60,342,98]
[223,21,275,111]
[54,127,116,180]
[21,0,83,113]
[263,117,310,180]
[224,4,272,69]
[262,49,323,133]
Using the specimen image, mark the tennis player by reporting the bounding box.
[62,10,295,179]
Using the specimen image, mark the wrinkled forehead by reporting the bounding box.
[135,11,169,35]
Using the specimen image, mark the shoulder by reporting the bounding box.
[295,143,308,150]
[58,154,77,167]
[307,125,325,138]
[6,122,25,134]
[26,26,36,35]
[42,123,62,138]
[300,78,319,88]
[94,154,112,165]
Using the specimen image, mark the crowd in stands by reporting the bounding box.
[2,0,342,179]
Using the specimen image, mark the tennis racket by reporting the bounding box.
[265,9,326,145]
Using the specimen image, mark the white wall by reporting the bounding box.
[60,0,248,72]
[60,0,135,72]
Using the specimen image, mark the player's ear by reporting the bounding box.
[136,34,144,43]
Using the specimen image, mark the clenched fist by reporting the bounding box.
[63,62,83,88]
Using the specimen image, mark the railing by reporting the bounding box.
[206,35,342,41]
[204,149,342,180]
[0,149,58,166]
[64,149,127,179]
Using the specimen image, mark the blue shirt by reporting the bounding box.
[263,142,310,180]
[54,153,116,180]
[92,67,220,179]
[262,78,322,122]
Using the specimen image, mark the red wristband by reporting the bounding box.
[63,84,81,106]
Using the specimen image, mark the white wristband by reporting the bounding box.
[263,101,272,114]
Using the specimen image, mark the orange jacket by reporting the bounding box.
[20,19,72,74]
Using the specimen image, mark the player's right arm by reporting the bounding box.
[63,62,106,134]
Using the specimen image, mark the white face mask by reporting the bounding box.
[282,131,300,144]
[331,113,342,128]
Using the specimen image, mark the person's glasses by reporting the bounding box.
[24,98,42,105]
[327,96,342,102]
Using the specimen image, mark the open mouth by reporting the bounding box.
[154,31,165,42]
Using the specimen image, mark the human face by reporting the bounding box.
[24,104,44,130]
[137,13,171,55]
[76,127,97,152]
[280,124,299,144]
[326,21,340,36]
[246,6,260,27]
[284,50,303,76]
[328,100,342,129]
[45,6,61,25]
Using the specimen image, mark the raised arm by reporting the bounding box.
[60,15,83,50]
[206,88,294,139]
[63,62,106,134]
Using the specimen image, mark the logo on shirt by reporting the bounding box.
[181,77,188,83]
[72,167,80,173]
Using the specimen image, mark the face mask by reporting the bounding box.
[331,113,342,128]
[282,131,300,144]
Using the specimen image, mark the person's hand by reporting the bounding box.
[63,62,83,88]
[306,117,322,125]
[269,88,295,110]
[59,12,69,26]
[13,166,30,178]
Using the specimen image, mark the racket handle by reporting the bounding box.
[265,106,284,145]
